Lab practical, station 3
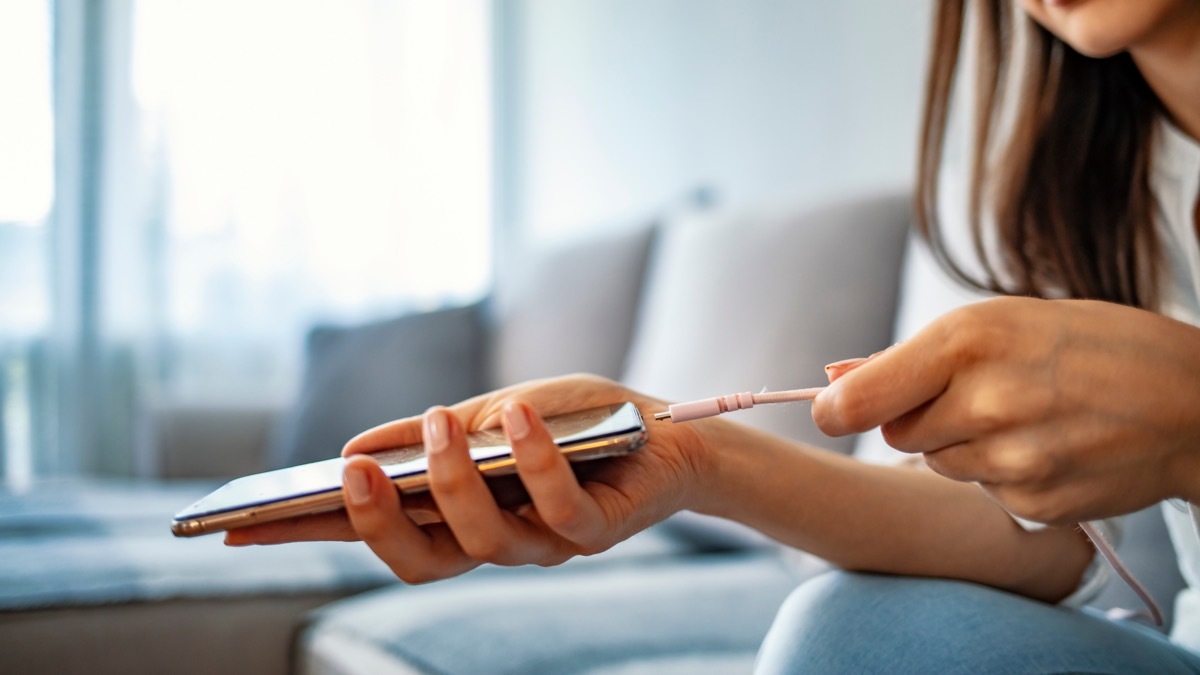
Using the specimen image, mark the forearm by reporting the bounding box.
[685,418,1094,603]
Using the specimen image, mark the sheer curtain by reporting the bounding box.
[130,0,492,400]
[0,0,54,489]
[0,0,492,484]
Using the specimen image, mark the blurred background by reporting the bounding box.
[0,0,929,488]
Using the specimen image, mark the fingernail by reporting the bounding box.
[344,462,372,506]
[424,408,450,454]
[824,357,867,382]
[504,403,530,441]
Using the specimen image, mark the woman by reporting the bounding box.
[231,0,1200,670]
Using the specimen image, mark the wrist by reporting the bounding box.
[678,417,791,519]
[667,416,725,515]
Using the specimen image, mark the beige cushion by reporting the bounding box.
[489,223,656,387]
[621,191,911,452]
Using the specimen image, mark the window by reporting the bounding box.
[1,0,493,482]
[0,0,53,488]
[131,0,493,400]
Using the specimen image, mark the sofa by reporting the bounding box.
[0,190,1182,674]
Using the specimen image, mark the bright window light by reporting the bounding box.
[0,0,54,225]
[130,0,492,398]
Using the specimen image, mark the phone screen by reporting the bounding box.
[173,402,644,525]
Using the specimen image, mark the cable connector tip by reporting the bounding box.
[653,411,672,422]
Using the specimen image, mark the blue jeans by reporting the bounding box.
[756,571,1200,674]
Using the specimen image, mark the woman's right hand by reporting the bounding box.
[225,374,714,583]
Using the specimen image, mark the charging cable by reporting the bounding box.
[1079,521,1163,625]
[652,387,825,423]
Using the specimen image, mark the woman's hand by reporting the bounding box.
[813,297,1200,525]
[226,374,712,583]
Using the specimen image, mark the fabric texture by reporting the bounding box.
[0,480,396,611]
[1153,118,1200,651]
[0,481,398,675]
[756,572,1200,674]
[620,192,911,453]
[268,302,488,468]
[490,222,657,388]
[301,550,801,675]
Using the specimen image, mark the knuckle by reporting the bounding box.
[961,375,1036,433]
[517,446,563,476]
[993,443,1057,484]
[820,384,874,434]
[539,501,589,535]
[1021,454,1058,485]
[429,467,474,498]
[921,448,953,476]
[938,302,1003,362]
[350,513,388,541]
[1001,492,1072,526]
[962,396,1007,434]
[1016,502,1067,526]
[573,539,610,558]
[879,416,917,451]
[940,299,1017,362]
[397,566,442,585]
[460,536,508,564]
[567,372,612,387]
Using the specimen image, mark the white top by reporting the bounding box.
[1152,119,1200,651]
[855,117,1200,647]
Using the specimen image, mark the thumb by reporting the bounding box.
[813,336,950,436]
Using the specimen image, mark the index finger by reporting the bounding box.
[812,327,955,436]
[342,393,499,457]
[342,414,424,457]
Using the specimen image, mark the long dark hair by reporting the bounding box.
[916,0,1162,308]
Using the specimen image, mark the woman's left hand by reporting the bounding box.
[813,297,1200,525]
[224,374,713,584]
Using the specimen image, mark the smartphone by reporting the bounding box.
[171,402,646,537]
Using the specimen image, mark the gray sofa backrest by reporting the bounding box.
[265,190,912,469]
[491,191,912,453]
[621,191,911,453]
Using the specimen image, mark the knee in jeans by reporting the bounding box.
[767,572,994,650]
[773,571,894,635]
[757,572,980,673]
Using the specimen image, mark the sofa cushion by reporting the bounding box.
[621,191,911,452]
[0,479,397,674]
[489,222,656,387]
[298,550,803,675]
[0,480,396,609]
[142,402,277,479]
[269,302,488,468]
